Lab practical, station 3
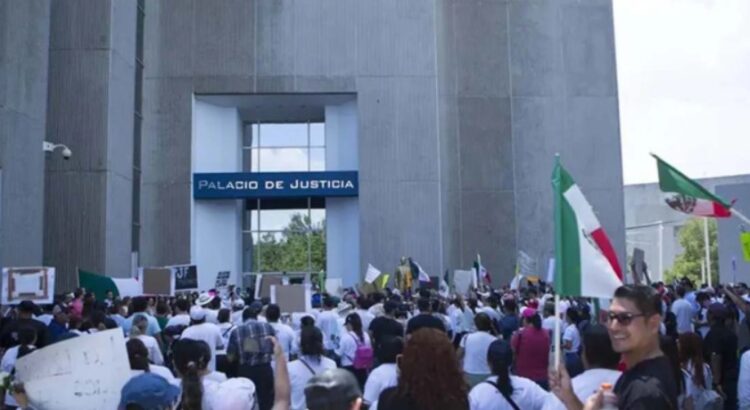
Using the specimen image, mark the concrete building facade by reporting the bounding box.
[1,0,626,292]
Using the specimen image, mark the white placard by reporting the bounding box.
[364,264,381,284]
[2,267,55,304]
[15,329,130,410]
[13,273,43,296]
[546,258,556,284]
[454,269,474,295]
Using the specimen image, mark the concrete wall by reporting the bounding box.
[716,183,750,284]
[624,174,750,282]
[0,0,50,270]
[191,100,242,290]
[142,0,626,285]
[44,0,137,290]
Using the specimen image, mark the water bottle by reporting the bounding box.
[600,383,618,410]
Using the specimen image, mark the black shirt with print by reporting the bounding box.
[614,356,679,410]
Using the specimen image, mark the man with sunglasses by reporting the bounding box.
[551,285,678,410]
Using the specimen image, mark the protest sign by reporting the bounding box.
[546,258,555,284]
[172,265,198,291]
[141,267,173,295]
[1,267,55,305]
[15,329,130,410]
[364,264,381,284]
[258,275,283,299]
[271,284,310,313]
[215,271,231,289]
[741,232,750,262]
[453,269,474,295]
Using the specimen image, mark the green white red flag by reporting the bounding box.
[652,154,733,218]
[552,159,623,298]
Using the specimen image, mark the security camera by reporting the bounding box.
[43,141,72,159]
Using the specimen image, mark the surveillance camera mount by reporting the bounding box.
[43,141,72,158]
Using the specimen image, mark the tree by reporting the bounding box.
[257,213,326,273]
[664,218,718,286]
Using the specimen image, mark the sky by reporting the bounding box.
[614,0,750,185]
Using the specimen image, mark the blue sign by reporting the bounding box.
[193,171,359,199]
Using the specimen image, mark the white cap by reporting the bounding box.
[190,306,206,321]
[196,292,217,306]
[232,299,245,309]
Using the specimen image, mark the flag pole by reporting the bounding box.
[554,294,561,370]
[704,217,712,288]
[731,208,750,226]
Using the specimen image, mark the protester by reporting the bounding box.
[180,306,224,372]
[165,299,191,329]
[694,292,712,338]
[672,286,694,335]
[70,289,84,319]
[317,296,342,358]
[126,337,176,385]
[739,348,750,410]
[562,307,584,378]
[704,302,739,409]
[130,314,165,366]
[458,313,499,388]
[305,368,363,410]
[678,332,721,410]
[355,296,375,331]
[288,326,337,410]
[118,372,181,410]
[542,324,621,410]
[1,326,37,409]
[469,339,549,409]
[660,335,686,405]
[511,309,550,389]
[337,313,373,389]
[406,298,446,335]
[550,284,678,409]
[47,304,70,342]
[377,328,469,410]
[266,304,295,362]
[109,300,128,330]
[368,300,404,357]
[155,301,171,331]
[500,299,520,341]
[216,308,236,376]
[362,335,402,407]
[123,297,161,337]
[227,302,277,410]
[0,301,48,349]
[34,304,54,326]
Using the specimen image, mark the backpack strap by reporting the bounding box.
[483,380,520,410]
[299,359,316,376]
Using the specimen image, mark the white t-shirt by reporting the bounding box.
[469,375,548,410]
[165,313,191,329]
[542,368,621,409]
[217,322,236,355]
[671,298,694,334]
[738,350,750,410]
[181,322,224,371]
[205,309,220,324]
[2,345,35,407]
[269,322,295,360]
[231,310,245,326]
[363,363,399,405]
[133,335,164,366]
[480,306,502,323]
[288,355,337,410]
[460,331,498,375]
[563,324,581,354]
[35,313,54,326]
[681,362,714,408]
[356,309,375,331]
[337,331,372,367]
[200,377,257,410]
[316,310,342,351]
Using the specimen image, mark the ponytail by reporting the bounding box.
[495,365,513,398]
[181,361,203,410]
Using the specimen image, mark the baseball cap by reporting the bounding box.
[522,308,538,319]
[119,373,180,410]
[304,369,361,410]
[189,306,206,321]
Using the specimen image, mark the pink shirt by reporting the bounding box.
[511,327,550,382]
[70,298,83,318]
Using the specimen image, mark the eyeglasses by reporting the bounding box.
[606,311,646,326]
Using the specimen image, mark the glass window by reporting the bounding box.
[259,123,308,147]
[310,123,325,147]
[310,148,325,171]
[258,148,309,172]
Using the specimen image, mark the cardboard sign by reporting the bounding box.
[15,329,130,410]
[631,248,645,285]
[259,275,283,300]
[271,284,310,313]
[453,270,474,295]
[172,265,198,291]
[142,267,173,295]
[1,267,55,304]
[741,232,750,262]
[215,271,231,289]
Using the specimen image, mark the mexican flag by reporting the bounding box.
[653,154,732,217]
[78,269,142,300]
[552,160,623,298]
[473,254,491,284]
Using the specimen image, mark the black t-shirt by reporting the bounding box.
[405,314,446,335]
[0,318,49,349]
[369,316,404,345]
[614,356,679,410]
[704,324,739,381]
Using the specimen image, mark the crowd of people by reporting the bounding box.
[0,277,748,409]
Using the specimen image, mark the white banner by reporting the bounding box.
[15,329,130,410]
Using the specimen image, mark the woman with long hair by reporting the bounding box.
[511,309,550,390]
[469,339,548,409]
[130,314,164,365]
[126,338,176,384]
[336,313,373,389]
[458,313,499,388]
[660,335,686,405]
[678,332,714,410]
[377,328,469,410]
[288,326,337,410]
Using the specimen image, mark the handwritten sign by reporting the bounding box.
[1,267,55,304]
[172,265,198,291]
[15,329,130,410]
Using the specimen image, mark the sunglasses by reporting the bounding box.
[606,311,646,326]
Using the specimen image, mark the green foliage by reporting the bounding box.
[664,218,719,285]
[257,213,326,273]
